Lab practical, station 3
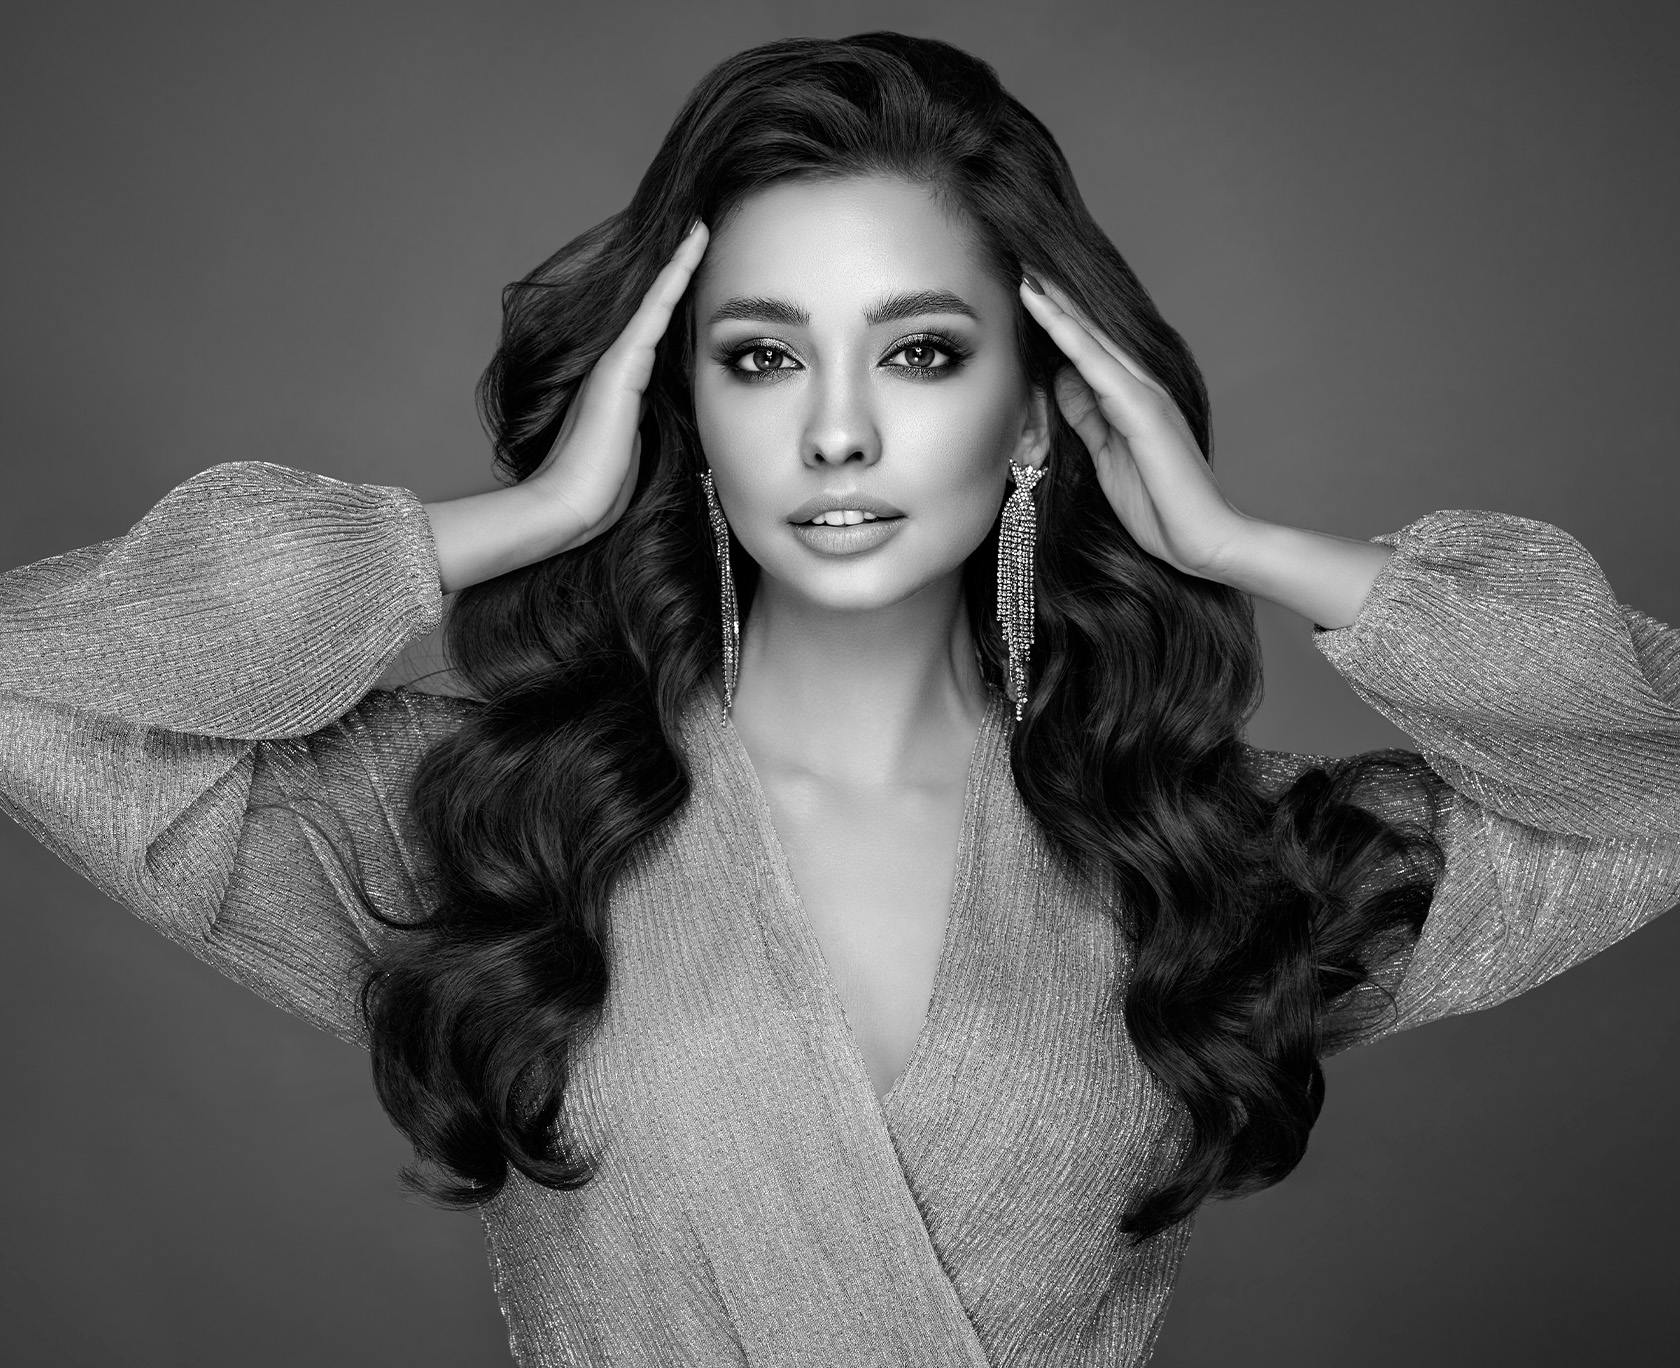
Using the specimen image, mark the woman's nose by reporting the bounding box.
[801,376,881,468]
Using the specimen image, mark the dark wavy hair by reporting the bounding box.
[351,31,1444,1248]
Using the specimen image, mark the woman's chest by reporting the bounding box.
[557,768,1193,1324]
[761,775,968,1103]
[590,690,1191,1194]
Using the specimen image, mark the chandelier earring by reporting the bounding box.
[700,468,740,717]
[996,460,1046,723]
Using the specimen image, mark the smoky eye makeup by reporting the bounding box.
[708,330,975,382]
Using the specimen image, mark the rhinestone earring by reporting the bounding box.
[997,460,1045,723]
[701,468,740,717]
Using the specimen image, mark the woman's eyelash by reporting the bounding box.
[712,332,972,381]
[885,334,974,372]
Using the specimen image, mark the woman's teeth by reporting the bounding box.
[805,510,882,526]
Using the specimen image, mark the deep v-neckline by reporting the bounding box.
[701,679,1006,1119]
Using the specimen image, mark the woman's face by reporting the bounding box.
[689,174,1048,615]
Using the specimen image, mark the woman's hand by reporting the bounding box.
[526,219,710,551]
[1017,272,1253,580]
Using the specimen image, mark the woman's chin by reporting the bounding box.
[752,559,957,617]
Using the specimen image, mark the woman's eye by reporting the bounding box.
[880,347,947,374]
[732,345,797,375]
[884,336,966,374]
[721,334,968,381]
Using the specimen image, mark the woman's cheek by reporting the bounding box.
[909,393,1018,490]
[697,380,797,459]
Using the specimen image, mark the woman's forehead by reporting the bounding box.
[695,177,996,316]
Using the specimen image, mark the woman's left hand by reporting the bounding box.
[1018,272,1253,580]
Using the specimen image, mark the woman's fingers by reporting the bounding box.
[1051,364,1115,462]
[1021,281,1152,435]
[1019,277,1189,443]
[1034,275,1157,389]
[603,220,710,388]
[1017,271,1250,578]
[635,219,710,340]
[525,221,708,548]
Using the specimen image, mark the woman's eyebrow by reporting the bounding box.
[704,288,981,328]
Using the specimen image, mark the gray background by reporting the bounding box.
[3,1,1676,1364]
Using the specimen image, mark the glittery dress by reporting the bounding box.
[2,461,1676,1367]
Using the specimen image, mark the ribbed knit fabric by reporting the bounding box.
[3,460,1677,1366]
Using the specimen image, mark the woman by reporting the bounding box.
[3,29,1676,1367]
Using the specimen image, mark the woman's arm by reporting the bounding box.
[1203,517,1395,631]
[1017,267,1680,1048]
[1243,508,1680,1053]
[422,217,712,595]
[422,482,582,595]
[0,460,478,1046]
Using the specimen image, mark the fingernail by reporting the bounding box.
[1021,271,1044,295]
[688,217,705,237]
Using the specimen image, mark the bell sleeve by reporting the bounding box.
[0,460,479,1050]
[1243,508,1680,1057]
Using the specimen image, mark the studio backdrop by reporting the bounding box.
[2,2,1675,1365]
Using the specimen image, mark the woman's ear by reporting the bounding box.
[1011,380,1053,471]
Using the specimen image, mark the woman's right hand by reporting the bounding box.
[526,219,710,552]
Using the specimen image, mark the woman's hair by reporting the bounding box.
[350,31,1444,1248]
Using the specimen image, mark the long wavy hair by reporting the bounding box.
[351,31,1444,1248]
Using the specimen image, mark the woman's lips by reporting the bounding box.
[788,515,906,556]
[785,493,907,522]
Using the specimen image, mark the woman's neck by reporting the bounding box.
[727,571,990,787]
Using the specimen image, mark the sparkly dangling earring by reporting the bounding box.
[996,460,1045,723]
[701,469,740,717]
